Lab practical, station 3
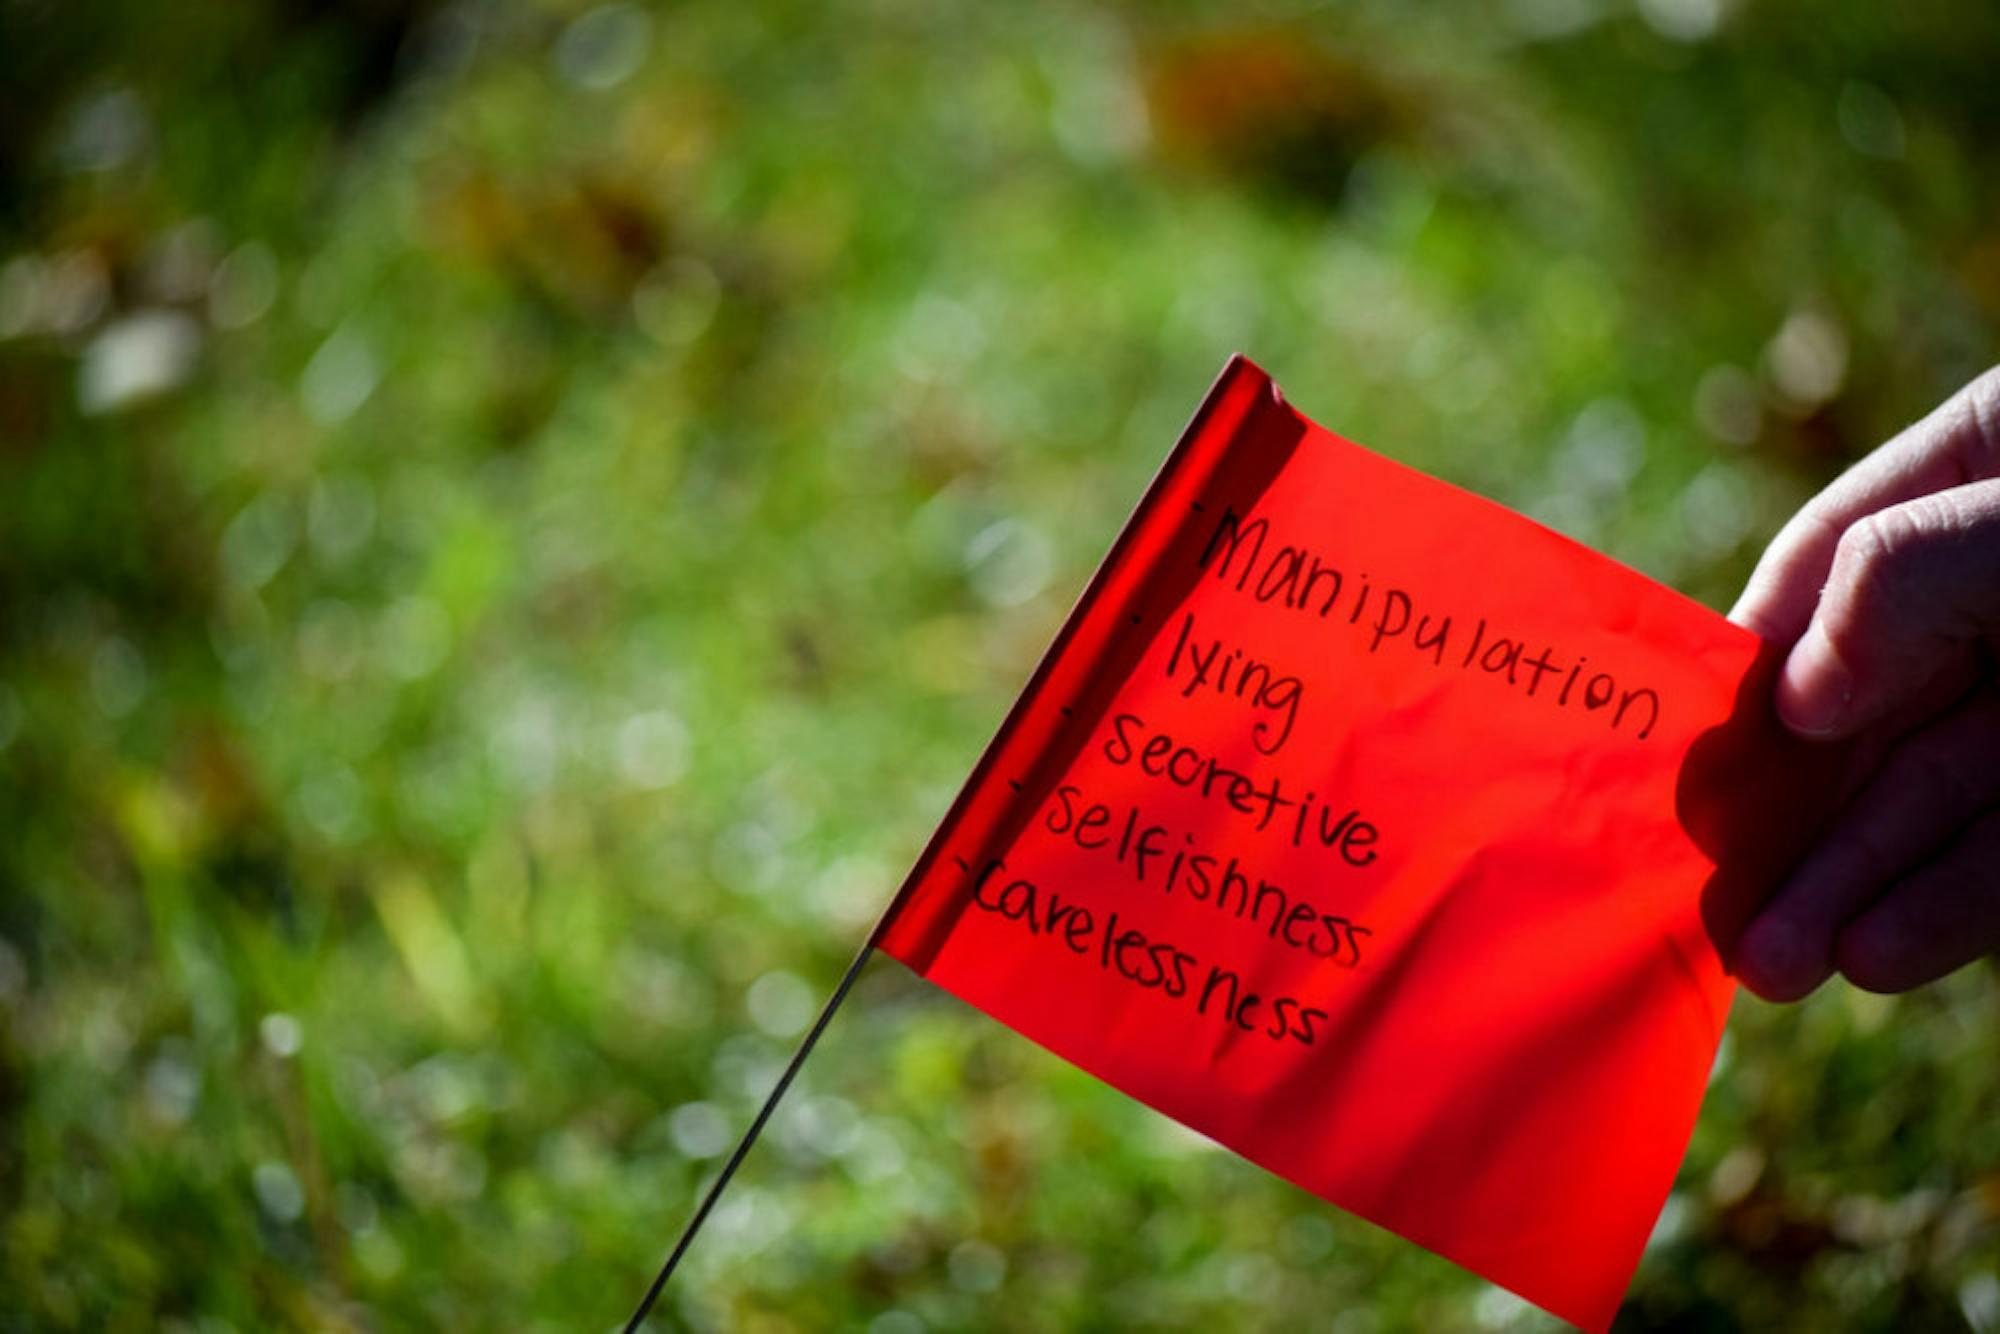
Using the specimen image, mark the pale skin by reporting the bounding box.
[1729,366,2000,1001]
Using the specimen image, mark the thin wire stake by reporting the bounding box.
[622,941,878,1332]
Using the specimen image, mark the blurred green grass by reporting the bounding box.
[2,1,1997,1330]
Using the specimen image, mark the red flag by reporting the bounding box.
[877,355,1801,1331]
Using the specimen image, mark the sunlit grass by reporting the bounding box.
[1,1,1997,1329]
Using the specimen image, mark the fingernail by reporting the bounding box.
[1777,621,1853,738]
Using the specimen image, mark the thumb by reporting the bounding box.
[1779,478,2000,739]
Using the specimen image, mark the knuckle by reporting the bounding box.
[1831,498,1960,614]
[1896,489,1967,533]
[1958,365,2000,479]
[1850,503,1927,562]
[1829,509,1922,620]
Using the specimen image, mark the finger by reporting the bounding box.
[1835,809,2000,994]
[1774,477,2000,738]
[1730,365,2000,644]
[1732,682,2000,1001]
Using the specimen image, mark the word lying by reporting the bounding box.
[1164,610,1302,755]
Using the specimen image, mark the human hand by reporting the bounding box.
[1727,368,2000,1001]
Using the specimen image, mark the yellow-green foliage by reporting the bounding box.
[1,2,1996,1329]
